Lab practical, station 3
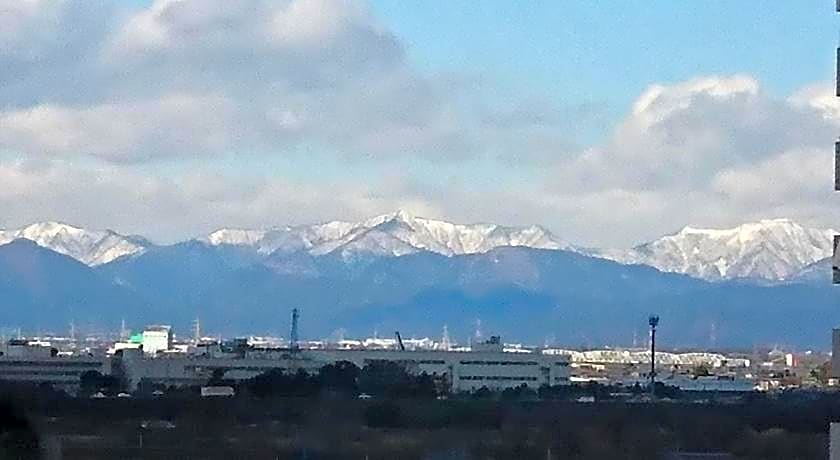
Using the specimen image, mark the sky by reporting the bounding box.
[0,0,838,248]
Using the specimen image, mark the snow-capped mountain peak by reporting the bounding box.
[363,209,416,226]
[205,228,269,248]
[0,221,149,265]
[203,211,570,259]
[599,218,834,281]
[6,214,831,282]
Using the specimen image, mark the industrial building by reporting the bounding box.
[118,346,322,390]
[116,335,571,392]
[0,328,571,394]
[0,340,110,392]
[141,325,173,355]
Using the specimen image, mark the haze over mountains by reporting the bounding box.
[0,212,837,347]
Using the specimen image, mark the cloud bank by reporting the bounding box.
[0,0,837,247]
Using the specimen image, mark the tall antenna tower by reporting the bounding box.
[648,315,659,397]
[193,317,201,344]
[474,319,482,341]
[120,319,129,341]
[441,324,451,351]
[290,308,300,350]
[709,321,717,350]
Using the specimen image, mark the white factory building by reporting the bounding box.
[0,331,571,394]
[141,325,173,355]
[117,336,571,392]
[118,347,321,389]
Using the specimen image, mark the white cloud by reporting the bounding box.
[0,0,586,165]
[0,0,836,249]
[0,159,450,242]
[0,94,247,162]
[268,0,369,47]
[787,82,840,121]
[630,74,760,124]
[541,76,840,246]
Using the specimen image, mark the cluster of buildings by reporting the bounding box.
[117,335,572,393]
[1,321,836,397]
[0,339,110,392]
[0,327,573,394]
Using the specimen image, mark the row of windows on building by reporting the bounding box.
[364,358,447,365]
[458,375,539,381]
[0,360,101,368]
[459,360,539,366]
[187,365,287,373]
[0,370,95,376]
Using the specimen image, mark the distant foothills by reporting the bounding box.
[0,211,836,348]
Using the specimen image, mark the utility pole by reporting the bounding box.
[649,315,659,397]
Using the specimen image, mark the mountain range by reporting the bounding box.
[202,210,570,261]
[0,212,837,347]
[0,222,149,266]
[0,213,832,282]
[595,218,835,282]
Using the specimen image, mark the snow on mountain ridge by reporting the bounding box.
[0,221,148,265]
[599,218,835,281]
[205,228,268,247]
[204,220,362,255]
[204,211,570,259]
[5,216,833,282]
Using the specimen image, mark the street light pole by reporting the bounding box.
[649,315,659,397]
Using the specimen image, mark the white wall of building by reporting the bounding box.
[120,348,571,393]
[142,327,172,355]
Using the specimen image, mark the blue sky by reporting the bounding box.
[128,0,840,139]
[372,1,836,128]
[0,1,837,246]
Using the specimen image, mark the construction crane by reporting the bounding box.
[394,331,405,351]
